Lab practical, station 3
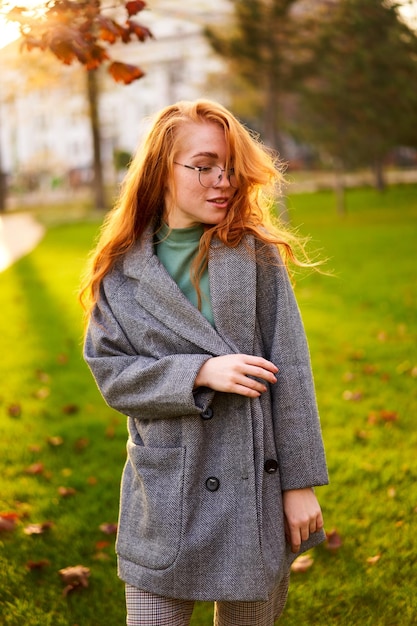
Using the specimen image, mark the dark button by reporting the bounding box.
[201,407,213,420]
[205,477,220,492]
[264,459,278,474]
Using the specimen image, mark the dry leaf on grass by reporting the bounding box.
[26,559,50,570]
[58,486,77,497]
[0,512,19,532]
[7,404,21,417]
[290,554,314,573]
[99,522,118,535]
[325,529,343,552]
[47,436,64,446]
[59,565,90,596]
[24,462,44,475]
[23,521,54,535]
[366,554,381,565]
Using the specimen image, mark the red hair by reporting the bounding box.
[80,99,311,318]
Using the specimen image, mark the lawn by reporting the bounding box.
[0,184,416,625]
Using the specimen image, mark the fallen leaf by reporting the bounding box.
[23,521,54,535]
[87,476,98,485]
[325,529,343,552]
[47,436,64,446]
[33,387,50,399]
[58,565,90,596]
[96,540,110,550]
[105,426,115,438]
[99,522,118,535]
[93,551,111,561]
[25,462,44,475]
[387,487,396,498]
[380,410,398,422]
[75,438,89,450]
[58,486,76,497]
[291,554,314,572]
[7,404,21,417]
[366,554,381,565]
[342,390,363,401]
[26,559,50,570]
[367,410,399,425]
[35,370,50,383]
[355,429,369,440]
[0,512,19,532]
[62,404,79,414]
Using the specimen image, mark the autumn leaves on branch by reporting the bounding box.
[7,0,153,84]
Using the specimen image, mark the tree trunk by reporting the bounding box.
[86,69,107,211]
[264,64,290,224]
[0,111,6,212]
[0,171,6,212]
[333,158,346,216]
[373,158,385,192]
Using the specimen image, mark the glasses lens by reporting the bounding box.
[199,166,237,188]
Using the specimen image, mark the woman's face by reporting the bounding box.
[164,121,236,229]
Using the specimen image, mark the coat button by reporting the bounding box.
[264,459,278,474]
[205,477,220,492]
[201,407,213,420]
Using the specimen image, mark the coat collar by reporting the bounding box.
[123,226,257,356]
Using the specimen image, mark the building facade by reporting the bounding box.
[0,1,231,194]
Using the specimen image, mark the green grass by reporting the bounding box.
[1,184,416,625]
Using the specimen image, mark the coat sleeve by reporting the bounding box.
[256,244,329,490]
[84,281,214,420]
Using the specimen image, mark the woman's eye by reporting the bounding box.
[198,166,212,172]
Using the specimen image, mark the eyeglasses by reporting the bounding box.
[173,162,238,188]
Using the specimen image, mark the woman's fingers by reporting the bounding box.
[194,354,278,396]
[282,489,324,553]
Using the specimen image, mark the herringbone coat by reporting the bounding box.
[84,227,328,601]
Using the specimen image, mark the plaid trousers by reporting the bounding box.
[125,574,290,626]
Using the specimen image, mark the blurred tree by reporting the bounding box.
[0,40,87,211]
[206,0,301,222]
[5,0,152,210]
[205,0,299,157]
[114,148,132,172]
[296,0,417,209]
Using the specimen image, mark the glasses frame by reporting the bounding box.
[173,162,237,189]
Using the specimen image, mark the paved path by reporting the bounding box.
[0,213,45,272]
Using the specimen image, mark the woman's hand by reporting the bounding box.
[282,488,324,553]
[194,354,278,397]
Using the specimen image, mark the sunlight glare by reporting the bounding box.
[0,0,46,49]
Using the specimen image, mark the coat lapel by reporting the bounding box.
[123,227,257,357]
[208,237,257,355]
[123,230,231,356]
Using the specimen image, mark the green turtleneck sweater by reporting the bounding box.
[155,223,214,327]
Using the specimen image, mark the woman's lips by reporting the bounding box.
[208,197,230,208]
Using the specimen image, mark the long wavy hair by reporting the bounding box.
[80,99,312,318]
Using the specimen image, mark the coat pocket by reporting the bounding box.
[116,441,186,570]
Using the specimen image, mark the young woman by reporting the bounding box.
[80,99,328,626]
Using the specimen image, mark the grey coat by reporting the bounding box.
[84,227,329,602]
